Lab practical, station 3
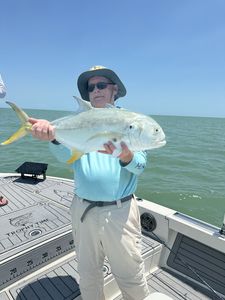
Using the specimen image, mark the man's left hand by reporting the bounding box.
[99,141,133,164]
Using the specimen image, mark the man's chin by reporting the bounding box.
[92,98,107,108]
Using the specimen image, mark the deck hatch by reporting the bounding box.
[167,233,225,296]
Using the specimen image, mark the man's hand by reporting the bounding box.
[28,118,55,141]
[99,141,133,164]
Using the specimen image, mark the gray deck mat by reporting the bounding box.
[0,176,74,290]
[0,176,73,255]
[0,175,160,299]
[146,268,212,300]
[1,233,218,300]
[2,245,216,300]
[167,233,225,298]
[1,235,159,300]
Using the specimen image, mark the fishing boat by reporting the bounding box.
[0,162,224,300]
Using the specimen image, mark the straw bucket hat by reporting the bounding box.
[77,65,126,101]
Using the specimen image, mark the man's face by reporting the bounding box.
[88,76,118,108]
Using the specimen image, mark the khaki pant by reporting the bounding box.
[70,196,149,300]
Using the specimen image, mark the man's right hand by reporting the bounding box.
[28,118,55,141]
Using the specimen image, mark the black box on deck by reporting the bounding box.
[15,162,48,180]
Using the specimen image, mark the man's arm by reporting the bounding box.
[119,151,147,176]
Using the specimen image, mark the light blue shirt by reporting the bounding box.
[50,143,147,201]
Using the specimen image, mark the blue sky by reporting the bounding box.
[0,0,224,117]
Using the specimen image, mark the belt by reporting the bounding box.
[80,194,133,222]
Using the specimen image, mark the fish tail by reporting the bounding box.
[1,101,31,145]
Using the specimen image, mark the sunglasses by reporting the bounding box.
[87,82,115,93]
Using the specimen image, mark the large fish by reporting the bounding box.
[1,97,166,163]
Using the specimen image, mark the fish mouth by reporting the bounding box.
[155,139,166,148]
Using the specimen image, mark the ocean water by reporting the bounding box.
[0,107,224,228]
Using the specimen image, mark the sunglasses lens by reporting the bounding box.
[97,82,108,90]
[87,82,110,93]
[87,84,95,92]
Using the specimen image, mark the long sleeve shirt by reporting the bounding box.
[0,74,6,98]
[50,143,147,201]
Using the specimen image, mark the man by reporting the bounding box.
[29,66,150,300]
[0,74,8,206]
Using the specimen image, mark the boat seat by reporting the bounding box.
[145,292,174,299]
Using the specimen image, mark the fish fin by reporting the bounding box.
[6,101,29,123]
[1,102,31,145]
[73,96,93,112]
[67,149,84,164]
[1,126,28,145]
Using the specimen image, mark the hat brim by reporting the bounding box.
[77,68,126,101]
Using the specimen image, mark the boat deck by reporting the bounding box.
[0,174,224,299]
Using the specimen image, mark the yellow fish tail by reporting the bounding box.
[1,126,28,145]
[1,101,31,146]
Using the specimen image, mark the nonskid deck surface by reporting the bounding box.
[0,175,220,300]
[1,254,214,300]
[0,175,75,291]
[1,235,158,300]
[0,176,74,258]
[0,175,160,300]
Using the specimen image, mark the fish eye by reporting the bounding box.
[129,125,133,129]
[154,127,160,134]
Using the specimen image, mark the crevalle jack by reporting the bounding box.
[1,97,166,163]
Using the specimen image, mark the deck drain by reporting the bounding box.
[103,264,111,277]
[29,229,42,237]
